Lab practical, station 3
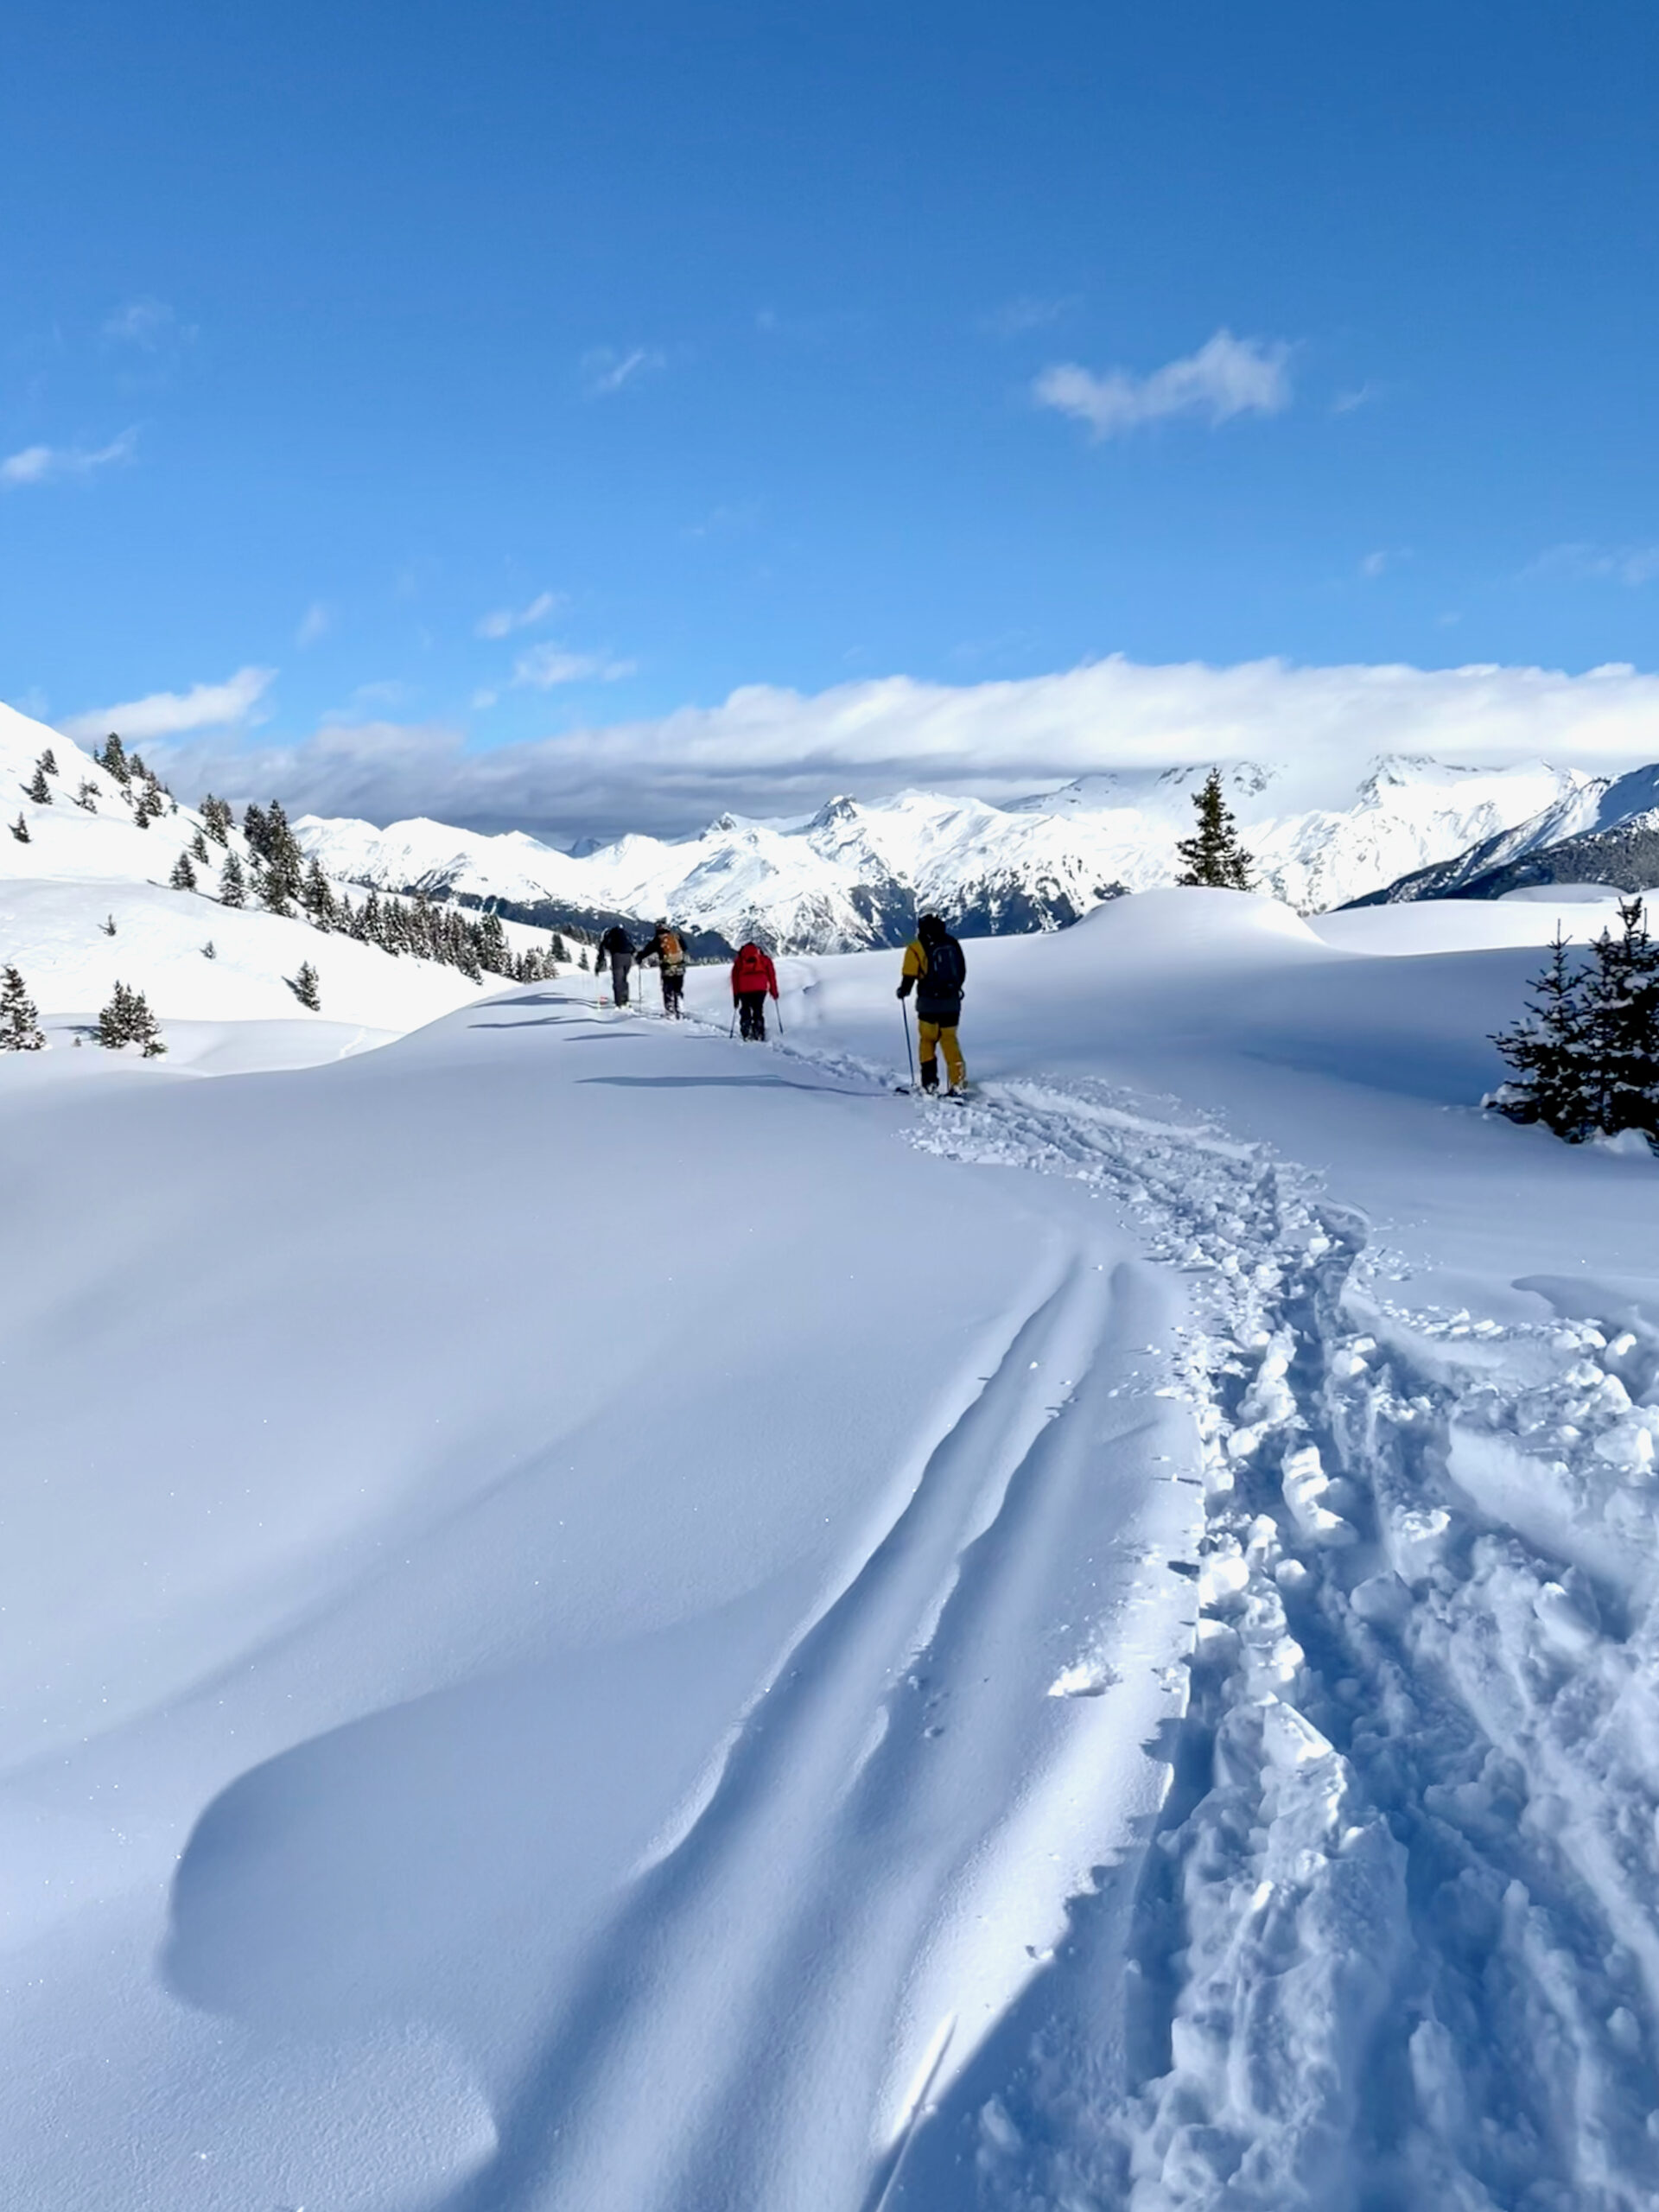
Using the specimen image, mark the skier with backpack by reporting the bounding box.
[638,919,688,1017]
[730,940,779,1040]
[897,912,968,1094]
[596,923,637,1007]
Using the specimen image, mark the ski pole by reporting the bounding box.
[901,998,916,1090]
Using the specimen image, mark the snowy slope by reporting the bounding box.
[296,754,1592,952]
[8,877,1659,2208]
[0,700,523,1042]
[1351,760,1659,905]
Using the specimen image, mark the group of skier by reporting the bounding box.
[588,912,969,1090]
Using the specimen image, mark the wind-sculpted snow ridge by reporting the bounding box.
[828,1072,1659,2210]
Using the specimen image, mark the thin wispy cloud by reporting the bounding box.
[979,294,1078,339]
[1358,548,1411,580]
[103,297,195,352]
[1527,542,1659,587]
[512,642,637,689]
[1033,329,1292,441]
[1,429,137,486]
[296,601,332,648]
[474,590,562,639]
[60,664,274,742]
[582,346,665,397]
[1332,381,1380,416]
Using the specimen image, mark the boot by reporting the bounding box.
[920,1061,939,1092]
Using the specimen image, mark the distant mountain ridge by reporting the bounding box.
[295,755,1592,953]
[1346,764,1659,907]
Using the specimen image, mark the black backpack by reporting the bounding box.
[924,935,966,993]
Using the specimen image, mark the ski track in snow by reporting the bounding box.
[745,1033,1659,2210]
[446,1231,1198,2212]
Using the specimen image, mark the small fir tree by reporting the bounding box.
[99,913,117,937]
[73,780,99,812]
[1581,897,1659,1141]
[242,800,270,858]
[190,827,211,866]
[289,960,321,1010]
[0,964,45,1051]
[219,851,246,907]
[169,849,198,891]
[38,747,56,778]
[97,981,165,1055]
[550,931,568,963]
[1174,770,1255,890]
[10,813,28,842]
[257,860,294,917]
[300,855,339,929]
[23,759,51,804]
[96,734,130,783]
[201,939,217,960]
[200,794,232,845]
[1489,931,1595,1138]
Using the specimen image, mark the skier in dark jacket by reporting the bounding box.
[731,941,779,1040]
[637,919,688,1018]
[897,912,968,1093]
[597,924,636,1007]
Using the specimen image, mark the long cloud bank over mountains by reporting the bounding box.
[105,655,1659,842]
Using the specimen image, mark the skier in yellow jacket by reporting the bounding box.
[897,913,968,1094]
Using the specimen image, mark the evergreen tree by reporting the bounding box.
[200,794,232,845]
[0,964,45,1052]
[38,747,56,778]
[97,981,165,1055]
[300,854,339,929]
[219,851,246,907]
[1581,898,1659,1140]
[10,812,28,842]
[201,939,217,960]
[1490,931,1596,1138]
[550,931,568,963]
[477,909,511,976]
[190,827,211,866]
[289,960,321,1011]
[257,858,294,916]
[96,734,130,783]
[169,849,198,891]
[242,801,270,859]
[577,945,590,971]
[1174,770,1255,890]
[23,758,51,804]
[73,780,99,813]
[99,913,117,936]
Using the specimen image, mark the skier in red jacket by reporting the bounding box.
[730,941,779,1040]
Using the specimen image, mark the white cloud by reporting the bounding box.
[296,601,332,648]
[1528,543,1659,588]
[1033,330,1292,441]
[1332,382,1380,416]
[511,643,637,689]
[474,590,561,639]
[130,654,1659,844]
[103,297,194,351]
[60,665,275,743]
[1,429,137,486]
[582,346,665,397]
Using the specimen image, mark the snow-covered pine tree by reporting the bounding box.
[10,813,29,842]
[23,758,52,804]
[242,801,270,858]
[38,747,56,779]
[74,780,99,812]
[169,850,198,891]
[289,960,321,1011]
[201,939,217,959]
[1489,930,1595,1138]
[577,946,589,971]
[200,794,232,845]
[300,855,339,929]
[259,859,294,917]
[477,909,511,976]
[99,913,117,936]
[190,828,211,866]
[96,734,130,783]
[1581,897,1659,1141]
[97,982,165,1055]
[550,931,568,963]
[219,850,246,906]
[1174,770,1255,890]
[0,964,45,1051]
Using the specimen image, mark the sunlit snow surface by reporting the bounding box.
[5,859,1659,2209]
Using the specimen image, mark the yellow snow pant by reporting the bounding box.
[918,1019,965,1089]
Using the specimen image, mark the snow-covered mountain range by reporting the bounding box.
[1349,761,1659,905]
[296,755,1593,951]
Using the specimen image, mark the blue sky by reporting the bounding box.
[6,0,1659,834]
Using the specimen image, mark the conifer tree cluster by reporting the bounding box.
[199,795,233,844]
[1175,770,1255,890]
[22,752,54,804]
[0,964,45,1051]
[73,779,99,812]
[97,981,166,1056]
[1489,899,1659,1144]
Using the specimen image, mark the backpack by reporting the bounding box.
[659,930,683,968]
[923,936,966,993]
[734,944,771,990]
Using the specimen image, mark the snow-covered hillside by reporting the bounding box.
[7,871,1659,2209]
[1352,760,1659,906]
[0,700,560,1046]
[296,755,1592,952]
